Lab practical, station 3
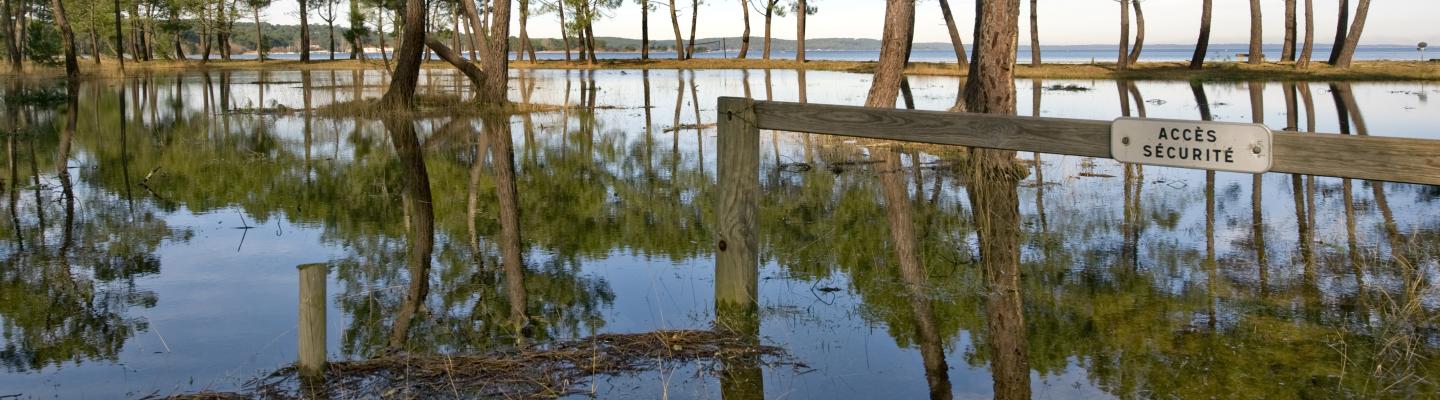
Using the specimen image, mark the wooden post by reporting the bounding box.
[715,97,760,318]
[297,263,328,391]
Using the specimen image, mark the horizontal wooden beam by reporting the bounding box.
[738,98,1440,186]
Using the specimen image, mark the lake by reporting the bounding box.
[1,68,1438,398]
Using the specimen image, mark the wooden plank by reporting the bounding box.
[744,98,1440,186]
[715,97,760,310]
[748,99,1113,158]
[1272,132,1440,185]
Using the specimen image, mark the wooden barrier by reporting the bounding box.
[714,96,1440,295]
[734,98,1440,186]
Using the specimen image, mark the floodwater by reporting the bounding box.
[1,69,1438,399]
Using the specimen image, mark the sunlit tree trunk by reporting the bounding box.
[668,0,683,60]
[1029,0,1039,65]
[1296,0,1314,67]
[379,0,427,108]
[737,0,749,59]
[1127,0,1143,64]
[937,0,968,70]
[1117,0,1129,70]
[1333,0,1369,67]
[864,0,913,108]
[965,1,1028,398]
[479,0,511,103]
[1247,0,1262,64]
[1281,0,1296,61]
[762,2,772,59]
[795,0,806,62]
[1189,0,1211,69]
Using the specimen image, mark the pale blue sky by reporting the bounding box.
[268,0,1436,46]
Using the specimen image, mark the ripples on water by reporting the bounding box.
[1,69,1438,398]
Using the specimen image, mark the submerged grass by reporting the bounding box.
[154,329,789,399]
[2,58,1437,81]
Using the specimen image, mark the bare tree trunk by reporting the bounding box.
[639,0,647,59]
[1029,0,1039,65]
[584,22,596,62]
[479,0,510,103]
[1127,0,1143,64]
[1327,0,1348,65]
[52,0,80,77]
[299,0,310,61]
[686,0,698,59]
[1296,0,1314,67]
[458,0,484,59]
[1281,0,1296,61]
[519,0,534,62]
[762,5,771,59]
[113,0,124,69]
[1189,0,1211,69]
[557,0,570,61]
[795,0,806,62]
[668,0,683,60]
[1118,0,1129,70]
[377,8,390,68]
[964,1,1028,399]
[737,0,749,59]
[1333,0,1369,68]
[3,0,23,71]
[426,38,484,93]
[254,7,264,62]
[937,0,968,70]
[379,0,427,108]
[1247,0,1262,64]
[864,0,913,108]
[328,20,336,60]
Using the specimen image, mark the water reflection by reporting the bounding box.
[0,70,1438,398]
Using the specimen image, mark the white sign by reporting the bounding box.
[1110,117,1273,174]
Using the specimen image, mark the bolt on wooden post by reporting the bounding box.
[715,97,760,328]
[297,263,328,391]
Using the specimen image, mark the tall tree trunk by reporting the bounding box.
[1028,0,1039,65]
[1333,0,1369,68]
[762,5,771,59]
[964,1,1029,399]
[865,0,912,108]
[51,0,80,76]
[668,0,683,60]
[1281,0,1296,61]
[299,0,310,61]
[558,0,570,62]
[686,0,698,59]
[169,9,185,60]
[639,0,647,59]
[254,7,263,62]
[1189,0,1211,69]
[1127,0,1143,64]
[379,0,427,108]
[795,0,806,62]
[1328,0,1348,65]
[1118,0,1129,70]
[458,0,483,59]
[584,22,596,62]
[112,0,124,69]
[1248,0,1262,64]
[1296,0,1314,67]
[328,20,335,60]
[518,0,533,62]
[89,10,101,65]
[937,0,967,70]
[479,0,510,103]
[737,0,749,59]
[1,0,16,71]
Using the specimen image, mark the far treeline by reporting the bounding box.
[0,0,1388,100]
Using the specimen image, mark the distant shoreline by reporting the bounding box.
[4,58,1436,81]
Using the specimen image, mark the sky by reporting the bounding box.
[265,0,1437,46]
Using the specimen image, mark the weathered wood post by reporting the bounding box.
[297,263,328,393]
[715,96,763,399]
[715,97,760,322]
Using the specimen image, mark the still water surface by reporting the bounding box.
[1,69,1438,398]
